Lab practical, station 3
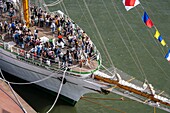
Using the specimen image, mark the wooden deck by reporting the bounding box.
[0,8,100,74]
[0,79,36,113]
[1,25,99,73]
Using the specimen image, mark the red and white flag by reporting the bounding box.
[122,0,140,11]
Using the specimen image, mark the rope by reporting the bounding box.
[41,0,50,13]
[109,0,147,80]
[43,0,63,7]
[112,0,170,80]
[59,0,64,13]
[101,64,116,77]
[0,70,60,85]
[127,6,170,80]
[81,96,124,101]
[0,69,27,113]
[61,0,69,17]
[154,107,156,113]
[76,0,110,66]
[83,0,114,68]
[81,98,126,113]
[137,7,165,55]
[46,67,67,113]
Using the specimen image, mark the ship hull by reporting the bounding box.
[0,48,101,105]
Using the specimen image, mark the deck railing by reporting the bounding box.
[0,38,101,75]
[0,8,102,75]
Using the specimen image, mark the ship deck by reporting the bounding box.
[0,7,100,74]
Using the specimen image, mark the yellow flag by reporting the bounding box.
[161,40,166,46]
[154,30,160,39]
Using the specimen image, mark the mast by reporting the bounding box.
[22,0,29,27]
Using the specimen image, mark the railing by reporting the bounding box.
[0,8,102,75]
[0,40,101,75]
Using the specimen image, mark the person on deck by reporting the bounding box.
[6,1,10,11]
[34,16,38,26]
[51,22,56,35]
[0,22,2,32]
[11,22,16,33]
[14,31,19,44]
[54,45,61,58]
[34,27,38,40]
[45,17,49,27]
[39,16,44,27]
[3,2,6,12]
[4,21,7,32]
[0,0,3,16]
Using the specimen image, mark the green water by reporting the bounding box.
[10,0,170,112]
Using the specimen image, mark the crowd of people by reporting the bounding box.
[0,2,97,68]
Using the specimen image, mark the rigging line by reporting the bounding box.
[46,67,67,113]
[81,96,125,101]
[136,6,166,56]
[101,64,116,76]
[57,3,64,13]
[81,98,126,113]
[77,0,111,63]
[58,1,64,14]
[134,8,170,79]
[77,12,86,23]
[0,69,27,113]
[34,0,38,7]
[41,0,50,13]
[113,5,170,79]
[140,0,154,15]
[139,0,169,49]
[112,1,170,80]
[102,0,145,78]
[83,0,114,68]
[75,0,110,65]
[47,1,64,13]
[44,0,63,7]
[39,0,41,7]
[109,0,147,79]
[102,0,146,80]
[61,0,69,17]
[45,0,61,5]
[0,70,60,85]
[140,0,161,16]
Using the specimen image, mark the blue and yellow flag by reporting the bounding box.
[154,30,166,46]
[154,30,160,39]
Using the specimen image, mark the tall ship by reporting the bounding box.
[0,0,170,112]
[0,0,103,106]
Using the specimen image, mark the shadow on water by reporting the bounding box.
[1,71,77,113]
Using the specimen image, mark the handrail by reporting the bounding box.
[0,41,101,75]
[0,8,102,75]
